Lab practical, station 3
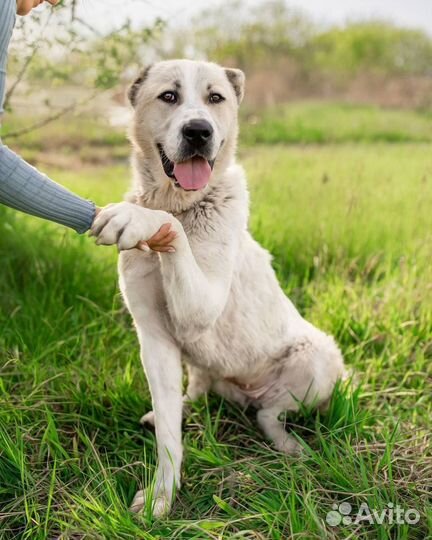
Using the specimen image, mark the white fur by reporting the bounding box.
[92,60,345,517]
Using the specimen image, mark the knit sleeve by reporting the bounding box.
[0,144,96,233]
[0,1,96,234]
[0,0,16,114]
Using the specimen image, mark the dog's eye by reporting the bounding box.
[209,93,225,104]
[158,91,178,104]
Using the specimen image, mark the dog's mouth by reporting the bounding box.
[157,144,214,191]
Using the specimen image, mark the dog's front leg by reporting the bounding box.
[93,201,238,341]
[130,326,183,517]
[140,364,212,427]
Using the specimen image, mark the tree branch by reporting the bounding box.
[4,11,53,110]
[2,91,100,140]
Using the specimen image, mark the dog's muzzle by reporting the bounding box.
[157,142,215,192]
[182,119,214,150]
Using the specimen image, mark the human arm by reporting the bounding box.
[0,0,97,232]
[0,144,98,232]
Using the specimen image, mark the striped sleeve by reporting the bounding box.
[0,144,96,233]
[0,0,16,114]
[0,0,96,233]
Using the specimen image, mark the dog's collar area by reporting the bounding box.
[157,143,215,191]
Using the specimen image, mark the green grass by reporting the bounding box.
[0,142,431,539]
[241,102,432,145]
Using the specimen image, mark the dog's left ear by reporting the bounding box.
[224,68,245,104]
[128,65,153,107]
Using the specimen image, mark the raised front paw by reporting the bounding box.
[91,202,175,251]
[130,488,172,517]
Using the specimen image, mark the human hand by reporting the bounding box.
[136,223,177,253]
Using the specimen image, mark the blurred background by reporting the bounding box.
[1,2,431,537]
[4,0,432,164]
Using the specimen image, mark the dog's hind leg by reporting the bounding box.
[257,405,302,455]
[184,364,212,401]
[256,333,344,455]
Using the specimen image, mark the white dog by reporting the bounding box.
[92,59,345,517]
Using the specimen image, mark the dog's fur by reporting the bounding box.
[92,59,345,516]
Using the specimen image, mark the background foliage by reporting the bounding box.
[0,1,431,538]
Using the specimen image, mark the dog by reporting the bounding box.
[91,59,345,517]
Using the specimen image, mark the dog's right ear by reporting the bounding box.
[128,65,153,107]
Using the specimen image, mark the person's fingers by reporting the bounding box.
[149,230,177,246]
[128,224,177,253]
[135,240,176,253]
[147,233,177,251]
[136,241,151,252]
[150,245,176,253]
[147,223,172,244]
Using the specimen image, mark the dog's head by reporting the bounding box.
[128,59,244,192]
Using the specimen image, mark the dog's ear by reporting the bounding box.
[224,68,245,104]
[128,65,153,107]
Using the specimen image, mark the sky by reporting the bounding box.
[71,0,432,36]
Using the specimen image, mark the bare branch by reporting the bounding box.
[74,17,103,38]
[4,12,53,110]
[2,91,100,140]
[71,0,77,22]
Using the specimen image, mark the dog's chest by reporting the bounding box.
[175,196,222,237]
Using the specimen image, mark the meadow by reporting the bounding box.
[0,103,431,539]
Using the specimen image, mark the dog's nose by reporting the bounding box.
[182,119,213,148]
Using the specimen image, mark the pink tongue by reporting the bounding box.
[173,157,211,190]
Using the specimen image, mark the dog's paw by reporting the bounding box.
[139,410,155,427]
[130,488,171,517]
[273,433,303,456]
[91,202,174,251]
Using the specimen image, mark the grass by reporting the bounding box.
[0,134,431,537]
[241,102,432,145]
